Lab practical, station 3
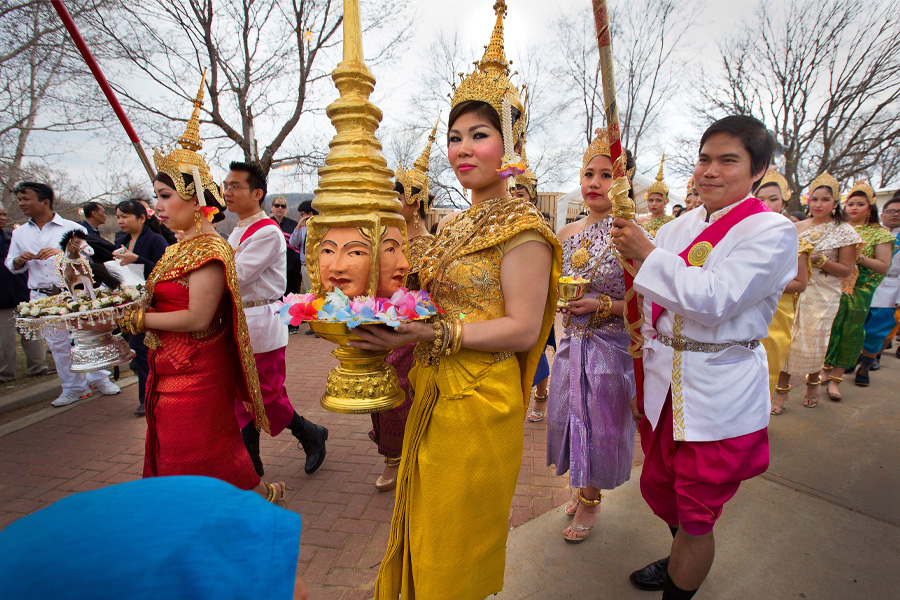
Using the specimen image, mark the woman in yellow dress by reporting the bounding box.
[353,3,561,597]
[637,154,674,236]
[782,173,861,408]
[756,169,812,414]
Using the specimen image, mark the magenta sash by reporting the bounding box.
[238,218,280,246]
[651,198,770,328]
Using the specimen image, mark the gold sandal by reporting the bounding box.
[264,481,289,508]
[562,488,602,544]
[375,456,401,492]
[527,390,549,423]
[771,385,791,415]
[804,374,820,408]
[827,375,843,402]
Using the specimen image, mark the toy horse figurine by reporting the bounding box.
[56,230,121,299]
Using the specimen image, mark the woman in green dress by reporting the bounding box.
[823,182,894,400]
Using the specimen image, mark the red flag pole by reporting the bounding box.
[50,0,156,182]
[592,0,645,406]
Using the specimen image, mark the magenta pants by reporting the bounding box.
[234,346,295,436]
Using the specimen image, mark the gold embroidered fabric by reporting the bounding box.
[642,215,674,237]
[144,234,270,433]
[671,314,686,441]
[414,196,561,404]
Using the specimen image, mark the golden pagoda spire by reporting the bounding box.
[177,68,206,152]
[480,0,510,76]
[312,0,398,216]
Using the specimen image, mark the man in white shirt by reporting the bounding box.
[224,162,327,476]
[858,196,900,381]
[612,116,798,599]
[5,182,120,406]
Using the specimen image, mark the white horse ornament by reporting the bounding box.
[56,230,97,300]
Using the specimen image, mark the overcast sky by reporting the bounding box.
[23,0,767,205]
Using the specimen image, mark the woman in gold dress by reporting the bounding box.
[354,3,561,597]
[782,173,861,408]
[638,154,674,236]
[757,169,812,414]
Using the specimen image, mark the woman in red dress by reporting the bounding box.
[120,79,285,504]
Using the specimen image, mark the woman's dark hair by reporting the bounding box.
[811,185,847,223]
[394,181,429,219]
[14,181,54,208]
[446,100,521,146]
[699,115,775,182]
[846,191,880,225]
[115,199,148,224]
[790,210,807,222]
[625,149,636,200]
[154,172,226,224]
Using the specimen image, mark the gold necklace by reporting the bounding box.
[571,220,602,269]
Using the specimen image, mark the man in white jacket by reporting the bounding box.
[224,162,327,476]
[612,116,798,599]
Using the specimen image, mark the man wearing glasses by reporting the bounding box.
[269,197,303,333]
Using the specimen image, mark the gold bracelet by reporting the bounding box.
[439,319,451,356]
[451,319,464,355]
[595,295,612,320]
[813,255,827,269]
[430,320,444,360]
[134,307,146,333]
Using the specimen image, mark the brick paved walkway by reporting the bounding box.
[0,325,641,598]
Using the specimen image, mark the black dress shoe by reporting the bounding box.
[630,557,669,591]
[133,404,145,417]
[292,416,328,474]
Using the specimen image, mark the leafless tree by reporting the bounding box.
[0,1,109,208]
[85,0,410,175]
[696,0,900,209]
[551,0,693,160]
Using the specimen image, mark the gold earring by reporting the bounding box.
[194,211,203,234]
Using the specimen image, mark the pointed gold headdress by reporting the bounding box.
[152,69,224,221]
[808,172,840,200]
[395,114,440,212]
[757,168,791,201]
[647,153,669,198]
[450,0,526,179]
[845,179,875,205]
[515,138,537,199]
[581,128,611,177]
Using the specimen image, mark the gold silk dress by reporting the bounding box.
[642,215,674,237]
[375,197,561,600]
[761,236,814,394]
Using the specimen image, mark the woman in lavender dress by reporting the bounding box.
[547,128,637,543]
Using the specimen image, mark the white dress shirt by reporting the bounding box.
[228,212,289,354]
[4,214,86,293]
[634,199,799,442]
[870,227,900,308]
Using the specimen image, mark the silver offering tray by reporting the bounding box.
[16,300,141,373]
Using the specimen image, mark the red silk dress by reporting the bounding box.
[141,235,268,491]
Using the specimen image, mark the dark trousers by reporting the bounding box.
[128,333,149,405]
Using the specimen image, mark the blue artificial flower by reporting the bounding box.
[377,306,402,328]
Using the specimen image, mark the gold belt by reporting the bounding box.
[657,332,759,353]
[192,318,226,340]
[243,298,279,308]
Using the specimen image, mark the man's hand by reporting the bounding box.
[35,247,63,260]
[611,218,656,261]
[297,214,311,229]
[629,395,643,424]
[14,251,36,268]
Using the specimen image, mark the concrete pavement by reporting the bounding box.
[498,354,900,599]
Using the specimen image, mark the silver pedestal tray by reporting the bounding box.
[16,299,140,374]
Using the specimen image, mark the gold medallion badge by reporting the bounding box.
[571,246,590,269]
[687,241,713,266]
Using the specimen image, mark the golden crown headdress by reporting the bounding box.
[845,179,875,205]
[581,127,611,177]
[808,171,840,200]
[152,69,224,221]
[757,168,791,201]
[515,139,537,199]
[647,153,669,198]
[395,114,440,213]
[450,0,527,180]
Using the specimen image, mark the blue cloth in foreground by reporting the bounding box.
[0,476,301,600]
